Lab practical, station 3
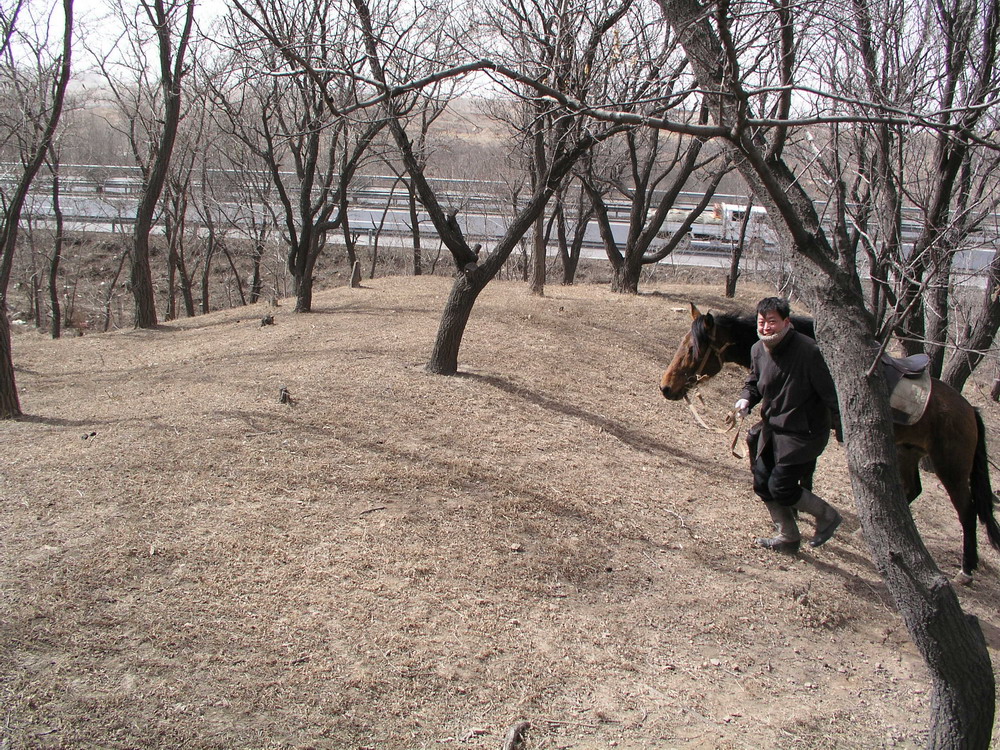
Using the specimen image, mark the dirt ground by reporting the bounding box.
[2,275,999,749]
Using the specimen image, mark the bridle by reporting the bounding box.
[685,333,731,389]
[676,321,744,456]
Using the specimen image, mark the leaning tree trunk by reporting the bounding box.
[0,0,73,416]
[427,272,490,375]
[803,268,996,748]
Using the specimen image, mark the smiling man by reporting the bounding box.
[734,297,843,552]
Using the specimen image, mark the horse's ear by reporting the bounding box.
[704,312,715,330]
[689,302,701,319]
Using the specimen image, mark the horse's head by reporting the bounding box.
[660,303,728,400]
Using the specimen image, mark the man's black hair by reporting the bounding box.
[756,297,791,319]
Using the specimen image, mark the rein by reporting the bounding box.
[688,332,742,456]
[725,409,746,458]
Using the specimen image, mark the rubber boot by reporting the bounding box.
[757,501,801,553]
[795,489,842,548]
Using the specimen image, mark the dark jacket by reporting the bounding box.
[740,328,840,465]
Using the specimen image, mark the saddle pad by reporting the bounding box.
[887,367,933,425]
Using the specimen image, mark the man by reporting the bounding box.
[734,297,842,552]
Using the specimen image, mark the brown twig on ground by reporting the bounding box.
[501,720,531,750]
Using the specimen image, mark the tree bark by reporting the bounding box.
[130,0,196,329]
[0,312,21,419]
[610,260,641,294]
[49,158,64,339]
[530,211,546,296]
[427,272,488,375]
[801,265,996,749]
[408,182,422,276]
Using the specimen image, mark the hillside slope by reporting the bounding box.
[2,276,999,749]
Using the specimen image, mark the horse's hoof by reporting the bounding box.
[954,571,974,586]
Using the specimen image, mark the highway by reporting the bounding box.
[15,180,997,274]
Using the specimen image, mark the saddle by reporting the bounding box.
[881,353,932,426]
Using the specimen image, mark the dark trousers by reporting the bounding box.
[752,440,815,507]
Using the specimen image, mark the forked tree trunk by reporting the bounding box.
[610,259,641,294]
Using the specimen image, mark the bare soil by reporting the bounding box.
[2,275,999,749]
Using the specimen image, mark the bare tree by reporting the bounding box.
[45,142,65,337]
[478,0,638,297]
[91,0,196,328]
[551,176,593,285]
[559,4,730,294]
[0,0,73,418]
[163,147,197,319]
[215,0,388,313]
[370,22,458,278]
[581,119,730,293]
[352,0,630,372]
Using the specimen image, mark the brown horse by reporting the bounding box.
[660,303,1000,583]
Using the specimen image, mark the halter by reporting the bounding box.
[688,335,731,387]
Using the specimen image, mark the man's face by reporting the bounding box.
[757,310,790,337]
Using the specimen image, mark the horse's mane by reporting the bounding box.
[691,310,816,368]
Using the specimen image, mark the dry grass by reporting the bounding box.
[2,275,999,749]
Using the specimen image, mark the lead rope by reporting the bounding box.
[724,409,746,458]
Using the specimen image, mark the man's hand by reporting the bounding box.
[734,398,750,418]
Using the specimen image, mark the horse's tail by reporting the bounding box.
[971,410,1000,552]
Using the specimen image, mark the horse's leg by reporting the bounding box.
[896,446,923,503]
[928,441,978,584]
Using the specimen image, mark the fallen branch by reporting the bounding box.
[538,717,601,728]
[665,509,695,537]
[501,720,531,750]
